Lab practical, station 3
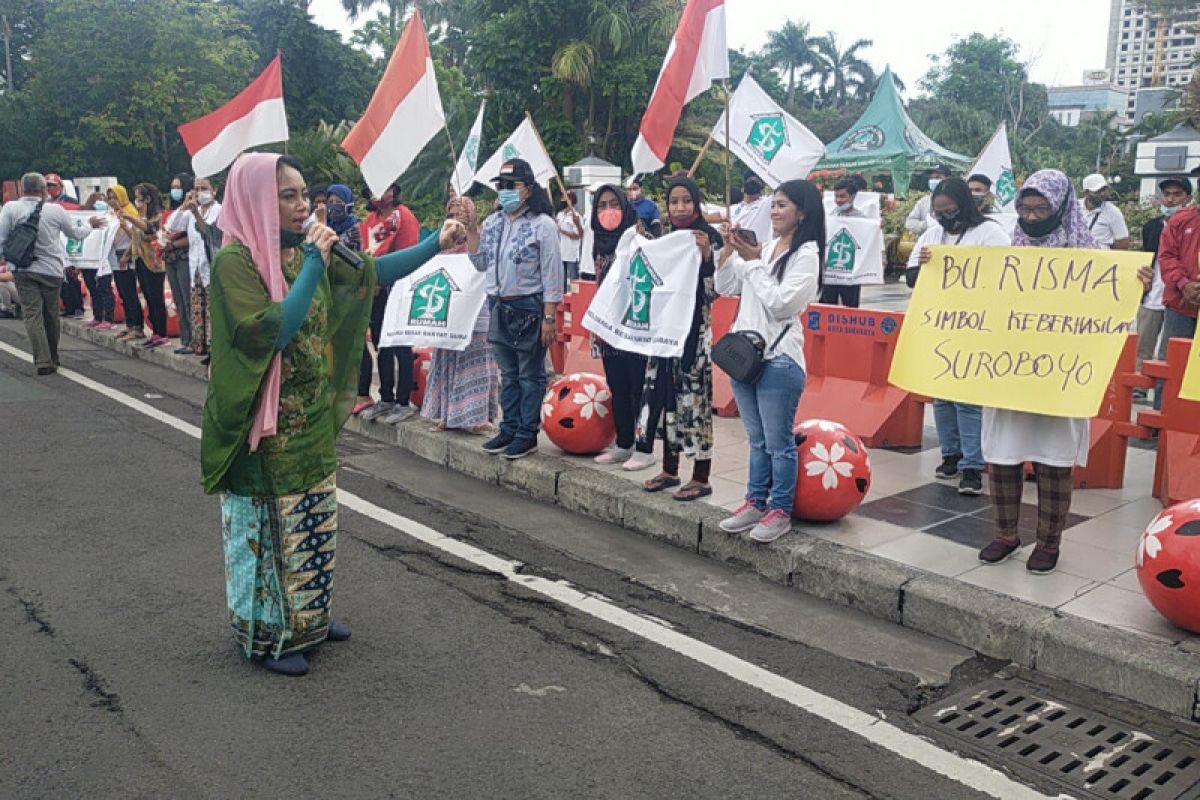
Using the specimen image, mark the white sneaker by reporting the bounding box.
[748,510,793,544]
[359,401,394,421]
[719,500,766,533]
[382,404,415,424]
[594,447,632,465]
[621,452,657,471]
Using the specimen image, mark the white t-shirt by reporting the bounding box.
[905,195,933,235]
[556,209,582,262]
[906,219,1012,269]
[731,196,773,250]
[1080,201,1129,249]
[1144,259,1167,311]
[715,239,820,372]
[168,201,221,288]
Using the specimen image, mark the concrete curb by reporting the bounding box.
[65,320,1200,720]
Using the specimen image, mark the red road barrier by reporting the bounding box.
[1137,337,1200,507]
[711,296,739,416]
[552,280,603,376]
[791,305,923,448]
[1071,334,1151,490]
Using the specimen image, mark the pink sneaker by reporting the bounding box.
[96,321,114,331]
[719,500,766,533]
[83,320,101,328]
[748,510,793,544]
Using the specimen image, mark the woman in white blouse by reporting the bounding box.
[714,180,824,544]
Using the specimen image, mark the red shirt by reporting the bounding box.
[1157,205,1200,319]
[361,204,420,258]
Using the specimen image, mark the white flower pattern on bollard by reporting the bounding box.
[541,389,555,421]
[1137,513,1172,568]
[573,383,610,420]
[805,441,854,490]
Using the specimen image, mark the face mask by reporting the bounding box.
[170,188,184,202]
[1085,195,1105,210]
[280,228,306,249]
[597,208,623,231]
[498,189,523,213]
[928,178,942,191]
[1161,204,1180,218]
[669,212,699,229]
[1017,207,1064,239]
[835,202,852,213]
[197,190,214,206]
[93,201,109,212]
[935,211,966,234]
[327,205,348,224]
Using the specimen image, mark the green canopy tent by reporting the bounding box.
[816,66,970,196]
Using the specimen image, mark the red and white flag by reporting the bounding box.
[343,10,445,197]
[178,54,289,178]
[630,0,728,175]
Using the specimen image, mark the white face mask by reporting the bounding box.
[835,202,853,213]
[196,190,214,206]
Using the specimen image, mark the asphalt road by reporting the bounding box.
[0,321,1081,799]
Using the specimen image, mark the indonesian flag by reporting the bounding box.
[178,54,289,178]
[630,0,728,175]
[343,10,445,198]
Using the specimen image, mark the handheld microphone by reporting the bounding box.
[302,218,365,270]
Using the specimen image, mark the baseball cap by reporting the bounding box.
[927,164,954,177]
[45,173,63,187]
[492,158,536,185]
[1081,173,1108,193]
[1159,175,1193,194]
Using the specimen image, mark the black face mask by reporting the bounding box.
[1017,208,1064,239]
[280,228,306,249]
[935,211,967,234]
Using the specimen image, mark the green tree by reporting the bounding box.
[340,0,411,37]
[0,0,46,92]
[762,20,816,109]
[810,33,873,109]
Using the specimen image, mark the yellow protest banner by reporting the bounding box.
[889,245,1148,417]
[1181,336,1200,402]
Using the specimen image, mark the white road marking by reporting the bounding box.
[0,339,1060,800]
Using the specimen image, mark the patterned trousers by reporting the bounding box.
[990,463,1074,549]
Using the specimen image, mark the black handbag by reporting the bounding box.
[712,324,791,384]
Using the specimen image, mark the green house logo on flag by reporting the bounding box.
[464,134,480,165]
[409,268,460,328]
[624,249,663,330]
[995,169,1017,207]
[503,142,520,161]
[747,114,787,164]
[65,239,84,256]
[826,229,859,274]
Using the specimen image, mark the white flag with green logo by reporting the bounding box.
[473,116,557,189]
[451,101,486,197]
[582,230,701,358]
[379,253,487,351]
[968,121,1017,212]
[713,74,825,187]
[61,211,116,271]
[822,216,884,286]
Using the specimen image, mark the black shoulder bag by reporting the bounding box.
[712,323,791,384]
[3,200,45,270]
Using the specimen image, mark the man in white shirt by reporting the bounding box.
[167,177,221,358]
[1080,173,1130,250]
[831,178,866,218]
[905,164,952,236]
[556,194,583,286]
[0,172,101,374]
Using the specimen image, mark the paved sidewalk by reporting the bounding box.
[32,279,1200,719]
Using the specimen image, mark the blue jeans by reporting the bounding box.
[731,355,807,513]
[1155,309,1197,410]
[932,399,983,470]
[491,297,547,441]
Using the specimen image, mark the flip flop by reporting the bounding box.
[673,482,713,502]
[643,474,682,493]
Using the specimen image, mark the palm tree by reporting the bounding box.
[762,20,816,109]
[811,33,873,109]
[339,0,411,37]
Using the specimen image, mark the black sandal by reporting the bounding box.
[643,473,682,493]
[673,482,713,502]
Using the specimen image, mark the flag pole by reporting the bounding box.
[687,133,714,178]
[525,111,575,212]
[443,123,460,195]
[723,79,732,218]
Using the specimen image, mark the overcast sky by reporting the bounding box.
[309,0,1112,93]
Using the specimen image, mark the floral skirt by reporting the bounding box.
[420,329,499,429]
[220,473,338,659]
[192,280,210,354]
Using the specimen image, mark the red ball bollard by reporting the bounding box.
[540,372,616,455]
[1136,501,1200,633]
[792,419,872,522]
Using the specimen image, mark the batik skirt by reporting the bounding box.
[220,473,338,659]
[420,328,499,429]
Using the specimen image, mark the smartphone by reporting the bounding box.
[736,228,758,246]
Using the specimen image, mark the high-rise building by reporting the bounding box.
[1106,0,1199,119]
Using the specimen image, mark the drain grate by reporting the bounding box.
[912,678,1200,799]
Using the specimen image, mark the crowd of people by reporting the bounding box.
[0,152,1192,676]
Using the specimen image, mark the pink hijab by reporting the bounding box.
[220,153,290,452]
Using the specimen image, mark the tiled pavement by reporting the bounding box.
[539,280,1186,645]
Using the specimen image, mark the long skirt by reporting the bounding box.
[192,280,211,354]
[421,329,499,429]
[221,473,338,659]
